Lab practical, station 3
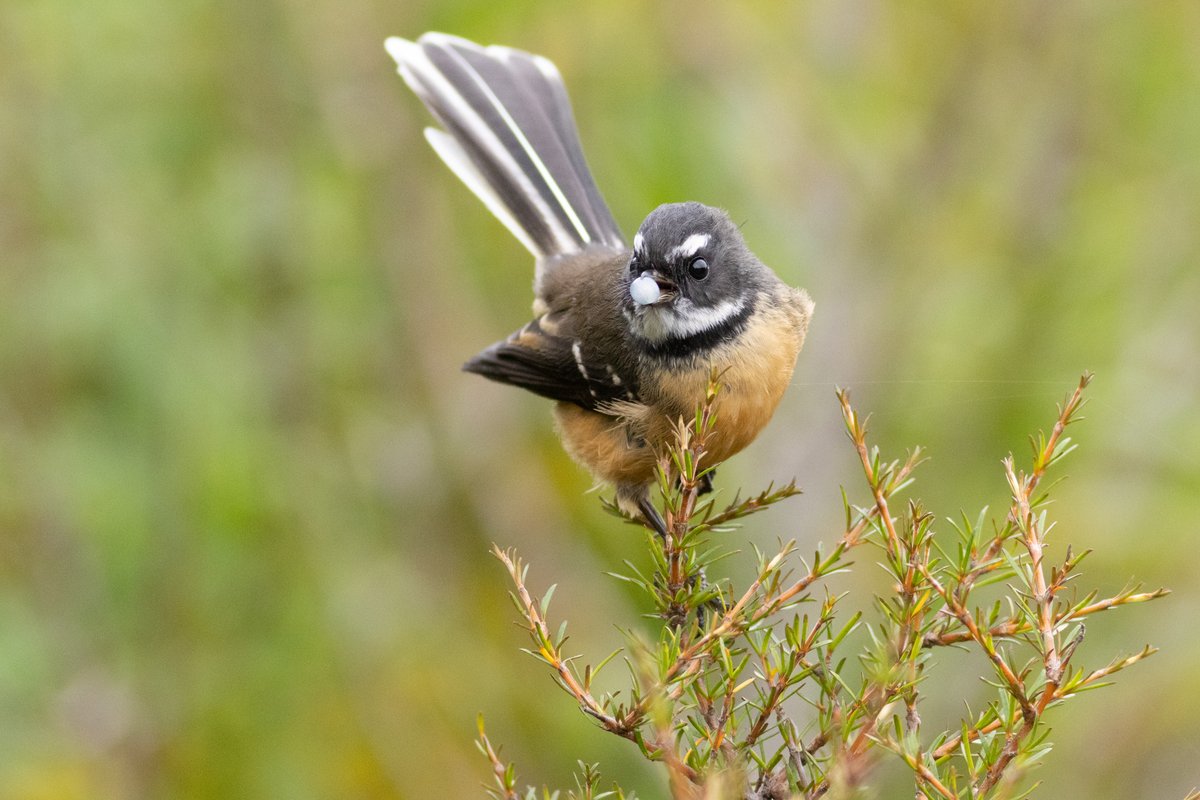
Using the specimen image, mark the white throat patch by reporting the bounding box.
[630,296,745,343]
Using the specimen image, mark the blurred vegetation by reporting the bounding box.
[1,1,1198,798]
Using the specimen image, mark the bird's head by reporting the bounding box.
[625,202,764,346]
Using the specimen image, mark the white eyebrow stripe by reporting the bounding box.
[633,232,645,255]
[668,233,710,261]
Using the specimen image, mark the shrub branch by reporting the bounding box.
[478,373,1167,799]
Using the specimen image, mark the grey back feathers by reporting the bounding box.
[387,33,626,261]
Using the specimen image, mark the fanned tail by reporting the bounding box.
[387,33,626,260]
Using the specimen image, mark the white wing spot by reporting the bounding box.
[605,366,634,400]
[572,341,596,397]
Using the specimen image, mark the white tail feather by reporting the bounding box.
[426,35,594,245]
[423,128,541,256]
[386,35,581,255]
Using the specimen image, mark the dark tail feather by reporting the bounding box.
[387,33,626,259]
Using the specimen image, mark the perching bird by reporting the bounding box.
[387,33,813,535]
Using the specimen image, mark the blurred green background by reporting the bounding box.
[3,1,1199,797]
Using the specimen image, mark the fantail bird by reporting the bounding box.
[387,33,813,535]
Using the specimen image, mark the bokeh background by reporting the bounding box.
[3,1,1199,797]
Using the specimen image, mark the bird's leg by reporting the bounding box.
[675,468,716,496]
[617,483,670,539]
[637,495,669,539]
[633,491,722,628]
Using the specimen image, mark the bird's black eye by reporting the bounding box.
[688,257,710,281]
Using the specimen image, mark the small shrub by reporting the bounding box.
[480,374,1169,799]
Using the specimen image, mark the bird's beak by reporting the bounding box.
[643,270,676,303]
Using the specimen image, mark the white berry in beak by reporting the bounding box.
[630,274,661,306]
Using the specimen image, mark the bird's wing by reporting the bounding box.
[463,313,639,411]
